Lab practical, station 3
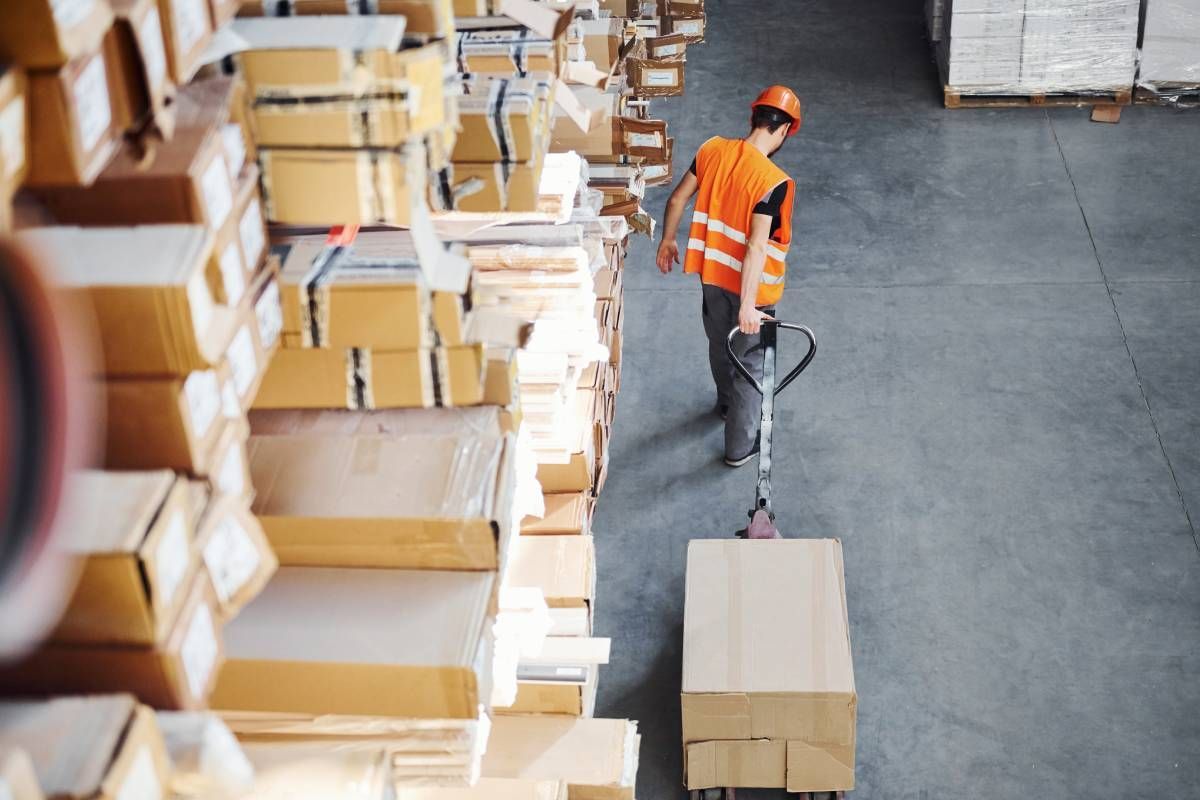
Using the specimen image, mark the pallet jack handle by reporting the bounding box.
[724,321,817,397]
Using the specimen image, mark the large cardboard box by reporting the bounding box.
[213,566,494,718]
[52,470,198,646]
[157,0,213,83]
[507,535,594,608]
[454,75,553,163]
[25,35,122,186]
[276,237,431,350]
[258,146,425,226]
[0,696,171,800]
[682,539,856,792]
[0,0,114,69]
[20,225,239,377]
[0,574,224,710]
[247,427,515,569]
[254,344,486,410]
[482,716,639,800]
[627,56,685,96]
[521,492,591,535]
[456,29,566,78]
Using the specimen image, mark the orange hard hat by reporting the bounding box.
[751,85,802,136]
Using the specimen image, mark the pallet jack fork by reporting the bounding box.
[693,323,840,800]
[726,320,817,540]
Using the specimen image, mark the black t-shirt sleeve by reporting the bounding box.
[753,180,790,237]
[688,157,698,176]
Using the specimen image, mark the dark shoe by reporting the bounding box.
[724,443,759,467]
[714,402,729,421]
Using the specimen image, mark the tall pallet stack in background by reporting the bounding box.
[0,0,710,793]
[930,0,1140,108]
[1136,0,1200,105]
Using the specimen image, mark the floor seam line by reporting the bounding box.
[1047,113,1200,556]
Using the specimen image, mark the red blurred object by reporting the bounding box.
[0,237,94,659]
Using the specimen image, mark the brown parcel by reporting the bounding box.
[0,695,171,800]
[248,428,514,569]
[194,491,278,621]
[276,237,431,350]
[0,0,113,69]
[25,36,122,186]
[682,539,856,792]
[157,0,214,83]
[51,470,197,646]
[507,669,597,717]
[258,146,425,226]
[453,75,552,163]
[109,0,177,137]
[397,778,567,800]
[628,57,686,96]
[0,748,41,800]
[213,566,494,718]
[482,715,639,800]
[448,150,546,213]
[18,225,239,377]
[253,344,487,410]
[0,573,224,710]
[521,492,591,535]
[507,535,595,608]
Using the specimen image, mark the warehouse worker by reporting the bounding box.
[655,85,801,467]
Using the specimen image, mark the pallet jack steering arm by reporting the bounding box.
[726,321,817,536]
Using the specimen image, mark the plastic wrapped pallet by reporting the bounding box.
[939,0,1139,96]
[1138,0,1200,94]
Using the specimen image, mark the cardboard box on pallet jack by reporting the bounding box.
[682,539,856,793]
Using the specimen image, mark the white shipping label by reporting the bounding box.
[626,131,662,148]
[73,55,112,154]
[653,43,681,56]
[226,326,257,398]
[200,157,233,230]
[174,0,210,55]
[676,20,702,34]
[203,516,261,604]
[51,0,97,27]
[643,164,668,179]
[239,198,266,270]
[217,445,245,497]
[221,379,240,418]
[221,124,246,176]
[139,8,169,90]
[0,97,25,179]
[643,69,678,87]
[254,281,282,349]
[218,243,245,306]
[183,370,220,439]
[115,748,163,800]
[180,604,217,700]
[154,510,190,611]
[186,271,214,336]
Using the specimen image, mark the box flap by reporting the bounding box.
[685,739,786,791]
[507,535,594,606]
[482,716,637,797]
[785,740,856,793]
[64,470,177,553]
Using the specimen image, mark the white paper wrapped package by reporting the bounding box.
[942,0,1140,94]
[1139,0,1200,89]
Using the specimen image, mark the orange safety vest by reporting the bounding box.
[683,136,795,307]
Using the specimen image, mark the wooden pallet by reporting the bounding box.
[1134,84,1200,107]
[944,86,1132,109]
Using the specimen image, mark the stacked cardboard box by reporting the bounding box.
[1138,0,1200,95]
[936,0,1140,96]
[682,540,857,793]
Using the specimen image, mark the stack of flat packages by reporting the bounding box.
[682,540,857,794]
[1138,0,1200,97]
[936,0,1140,98]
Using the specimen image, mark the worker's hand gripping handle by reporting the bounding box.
[725,321,817,396]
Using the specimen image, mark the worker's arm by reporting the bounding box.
[738,212,775,334]
[655,170,699,274]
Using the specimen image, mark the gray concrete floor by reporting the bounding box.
[591,1,1200,797]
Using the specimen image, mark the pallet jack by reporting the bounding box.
[688,321,841,800]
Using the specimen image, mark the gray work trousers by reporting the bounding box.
[701,283,774,459]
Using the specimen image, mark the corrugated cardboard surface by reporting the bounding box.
[685,739,785,790]
[482,716,637,800]
[681,539,856,790]
[248,430,512,569]
[507,535,595,607]
[397,777,567,800]
[0,695,170,800]
[521,492,591,535]
[215,567,493,718]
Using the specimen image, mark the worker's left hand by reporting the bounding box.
[655,240,679,274]
[738,305,773,335]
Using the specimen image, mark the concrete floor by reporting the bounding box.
[591,1,1200,797]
